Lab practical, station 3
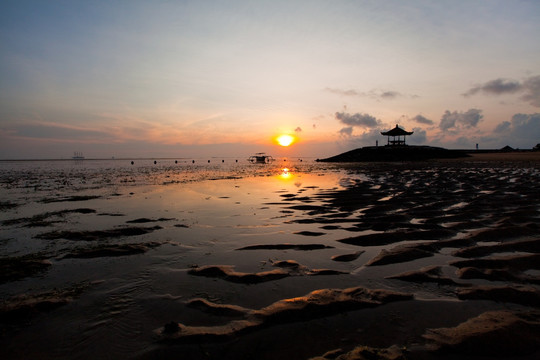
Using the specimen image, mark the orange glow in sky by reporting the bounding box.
[276,134,295,147]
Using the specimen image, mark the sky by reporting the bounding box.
[1,0,539,159]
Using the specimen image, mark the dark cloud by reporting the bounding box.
[325,88,358,96]
[439,109,483,131]
[409,127,427,144]
[335,112,380,128]
[463,78,522,96]
[493,113,540,148]
[508,113,540,138]
[380,91,401,99]
[294,127,302,133]
[326,88,412,101]
[339,127,353,136]
[521,76,540,107]
[494,121,511,133]
[463,75,540,107]
[411,114,434,125]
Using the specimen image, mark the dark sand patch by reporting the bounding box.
[39,195,101,203]
[465,224,540,242]
[309,345,406,360]
[289,217,358,225]
[60,242,162,259]
[286,204,329,213]
[2,208,96,227]
[450,253,540,271]
[321,225,341,230]
[1,283,92,333]
[126,217,176,223]
[280,193,297,199]
[0,255,52,283]
[308,269,349,276]
[331,250,365,262]
[452,238,540,258]
[188,265,290,284]
[0,201,19,211]
[456,267,540,284]
[457,285,540,307]
[36,225,162,241]
[365,243,436,266]
[431,237,476,249]
[293,230,326,236]
[236,244,334,251]
[156,287,413,342]
[386,265,458,286]
[423,310,540,357]
[97,212,125,217]
[338,229,455,247]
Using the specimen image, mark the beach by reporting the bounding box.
[1,154,539,359]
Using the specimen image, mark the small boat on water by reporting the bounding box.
[248,153,274,164]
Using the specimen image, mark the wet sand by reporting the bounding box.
[1,154,539,359]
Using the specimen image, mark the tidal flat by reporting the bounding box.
[1,155,539,359]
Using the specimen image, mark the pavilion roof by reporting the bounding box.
[381,125,413,136]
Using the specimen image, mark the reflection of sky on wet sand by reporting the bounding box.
[134,167,346,235]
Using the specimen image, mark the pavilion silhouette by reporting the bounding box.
[381,124,413,146]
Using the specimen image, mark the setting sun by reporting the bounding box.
[276,134,295,147]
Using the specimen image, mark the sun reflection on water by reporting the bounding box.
[279,167,293,180]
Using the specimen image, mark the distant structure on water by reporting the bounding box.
[248,153,274,164]
[72,151,85,159]
[381,124,413,146]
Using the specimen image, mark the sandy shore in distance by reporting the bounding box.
[1,156,539,359]
[453,151,540,162]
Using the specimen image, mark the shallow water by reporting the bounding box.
[1,158,539,359]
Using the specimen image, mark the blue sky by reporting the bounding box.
[1,0,539,159]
